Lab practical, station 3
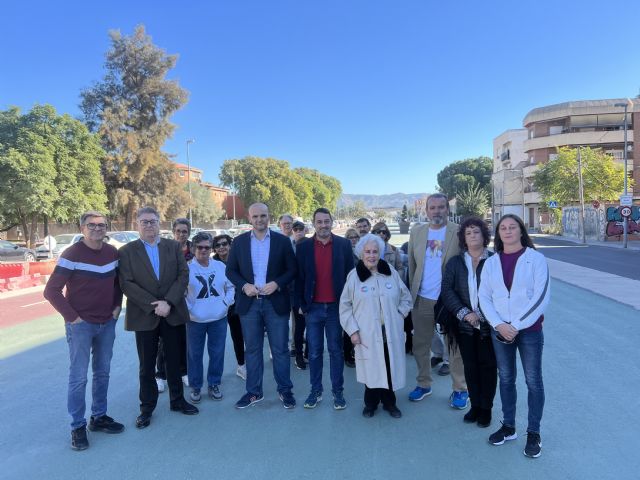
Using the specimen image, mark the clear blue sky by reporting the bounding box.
[2,0,639,195]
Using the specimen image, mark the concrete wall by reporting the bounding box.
[561,205,606,241]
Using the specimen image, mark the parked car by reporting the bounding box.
[35,233,84,260]
[200,229,233,238]
[159,230,173,239]
[188,228,204,241]
[268,224,282,234]
[0,239,37,263]
[229,224,252,237]
[105,231,139,249]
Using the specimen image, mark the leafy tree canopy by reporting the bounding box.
[456,182,489,217]
[437,156,492,199]
[187,182,224,225]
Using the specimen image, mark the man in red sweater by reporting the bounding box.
[44,211,124,451]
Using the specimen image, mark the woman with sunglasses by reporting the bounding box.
[440,217,495,428]
[212,234,247,380]
[478,214,550,458]
[371,222,404,278]
[344,228,360,264]
[185,232,235,403]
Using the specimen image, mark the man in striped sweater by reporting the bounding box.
[44,211,124,451]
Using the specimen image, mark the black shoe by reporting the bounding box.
[136,413,152,429]
[71,426,89,451]
[489,423,517,445]
[477,408,492,428]
[362,406,376,418]
[170,399,199,415]
[345,358,356,368]
[463,406,480,423]
[383,405,402,418]
[524,432,542,458]
[295,354,307,370]
[88,415,125,434]
[437,363,450,376]
[290,349,296,357]
[430,356,443,368]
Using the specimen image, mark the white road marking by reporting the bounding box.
[20,301,48,308]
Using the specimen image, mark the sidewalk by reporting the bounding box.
[532,233,640,251]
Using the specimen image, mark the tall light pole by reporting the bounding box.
[186,139,195,226]
[614,101,630,248]
[231,166,237,225]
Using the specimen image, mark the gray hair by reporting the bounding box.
[191,232,213,247]
[172,218,191,234]
[355,233,385,260]
[137,206,160,219]
[80,211,106,225]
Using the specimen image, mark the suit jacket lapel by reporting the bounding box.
[134,240,158,281]
[244,233,255,282]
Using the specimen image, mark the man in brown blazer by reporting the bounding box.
[407,194,468,408]
[119,206,198,429]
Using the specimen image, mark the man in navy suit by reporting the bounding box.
[296,208,354,410]
[226,203,298,409]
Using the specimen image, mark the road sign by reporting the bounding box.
[620,194,633,207]
[620,206,632,218]
[592,200,600,209]
[548,201,558,208]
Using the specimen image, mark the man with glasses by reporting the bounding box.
[278,214,294,239]
[44,211,124,451]
[155,218,192,393]
[226,203,297,409]
[119,207,198,429]
[295,208,354,410]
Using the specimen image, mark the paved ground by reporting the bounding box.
[1,231,639,478]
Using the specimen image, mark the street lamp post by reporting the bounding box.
[614,102,630,248]
[231,167,237,226]
[186,139,195,227]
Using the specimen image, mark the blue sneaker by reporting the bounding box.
[304,391,323,409]
[333,391,346,410]
[408,386,432,402]
[450,391,469,409]
[279,391,296,409]
[235,392,264,409]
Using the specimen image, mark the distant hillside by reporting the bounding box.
[338,193,429,209]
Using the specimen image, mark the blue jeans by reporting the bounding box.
[186,319,227,390]
[240,298,292,395]
[491,328,545,433]
[306,302,344,394]
[64,318,116,430]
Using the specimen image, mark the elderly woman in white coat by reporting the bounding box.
[340,233,413,418]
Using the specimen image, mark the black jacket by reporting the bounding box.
[440,251,494,339]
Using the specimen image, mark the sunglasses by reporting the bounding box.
[196,245,212,251]
[214,242,229,248]
[372,229,389,235]
[347,235,359,240]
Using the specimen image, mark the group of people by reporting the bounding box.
[45,194,550,459]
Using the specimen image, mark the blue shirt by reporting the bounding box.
[250,229,270,288]
[142,238,160,280]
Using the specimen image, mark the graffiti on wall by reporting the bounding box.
[561,206,605,240]
[605,206,640,237]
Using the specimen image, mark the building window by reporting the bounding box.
[179,171,185,177]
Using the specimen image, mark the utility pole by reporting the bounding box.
[577,147,586,244]
[615,101,630,248]
[186,139,195,227]
[231,167,236,226]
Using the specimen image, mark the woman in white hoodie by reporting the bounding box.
[479,214,550,459]
[186,232,235,404]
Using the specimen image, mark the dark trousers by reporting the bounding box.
[457,330,497,410]
[293,309,306,356]
[155,335,187,380]
[227,310,245,366]
[343,331,354,361]
[364,341,396,409]
[136,318,186,414]
[404,310,413,353]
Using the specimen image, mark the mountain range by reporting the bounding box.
[338,193,429,209]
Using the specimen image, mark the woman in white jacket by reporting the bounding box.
[339,234,413,418]
[479,214,550,459]
[185,232,235,404]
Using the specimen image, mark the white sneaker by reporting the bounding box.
[236,364,247,380]
[182,375,189,387]
[156,378,166,393]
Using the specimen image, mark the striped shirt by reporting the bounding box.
[250,229,271,288]
[43,241,122,324]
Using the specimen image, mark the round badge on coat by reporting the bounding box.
[385,282,393,289]
[360,286,368,292]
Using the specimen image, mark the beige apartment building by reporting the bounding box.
[493,98,636,230]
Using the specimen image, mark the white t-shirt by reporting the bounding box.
[418,226,447,300]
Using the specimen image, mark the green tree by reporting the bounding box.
[456,182,489,217]
[533,146,628,205]
[437,157,492,199]
[0,105,107,246]
[80,25,189,228]
[188,182,224,225]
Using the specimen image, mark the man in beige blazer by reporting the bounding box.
[407,194,468,408]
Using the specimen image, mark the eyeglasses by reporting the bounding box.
[214,242,229,248]
[196,245,212,251]
[293,227,305,232]
[138,219,159,226]
[85,223,107,230]
[372,230,388,235]
[347,235,359,240]
[174,229,189,235]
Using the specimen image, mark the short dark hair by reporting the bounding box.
[191,232,213,248]
[278,214,293,223]
[426,193,449,207]
[172,218,191,234]
[457,217,491,250]
[80,211,106,225]
[313,208,332,222]
[493,214,535,253]
[213,234,232,248]
[137,206,160,219]
[356,217,370,226]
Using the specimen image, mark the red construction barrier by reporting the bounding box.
[28,260,56,276]
[0,263,28,280]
